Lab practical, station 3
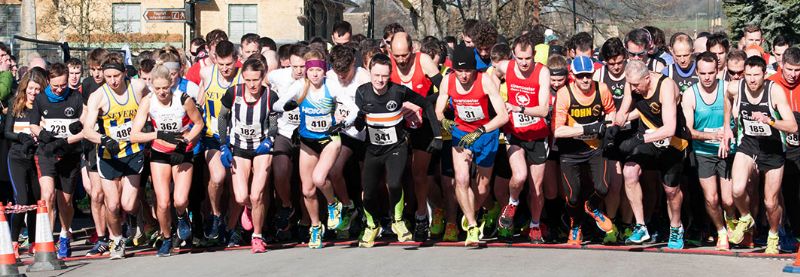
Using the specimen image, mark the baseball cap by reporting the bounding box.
[451,43,477,70]
[571,55,594,75]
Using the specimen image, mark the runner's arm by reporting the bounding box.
[553,87,582,138]
[769,84,798,133]
[82,89,104,144]
[130,94,156,144]
[183,95,205,144]
[217,89,235,145]
[404,86,441,137]
[644,78,678,143]
[3,103,20,142]
[522,67,551,117]
[482,74,509,132]
[420,53,443,87]
[266,90,280,138]
[614,82,634,125]
[435,73,450,121]
[681,88,715,141]
[28,97,43,136]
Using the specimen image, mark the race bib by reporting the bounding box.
[286,110,300,125]
[743,120,772,137]
[109,121,133,141]
[456,105,485,122]
[305,115,331,133]
[235,122,262,140]
[156,116,183,132]
[788,132,799,147]
[336,107,352,120]
[703,127,722,144]
[512,112,539,127]
[645,129,670,148]
[44,118,78,138]
[368,127,399,145]
[620,121,633,131]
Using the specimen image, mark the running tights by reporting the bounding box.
[362,146,408,228]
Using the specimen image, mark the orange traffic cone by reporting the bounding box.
[0,203,25,277]
[785,250,800,273]
[26,200,64,272]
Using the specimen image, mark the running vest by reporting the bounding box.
[34,89,82,139]
[557,82,605,154]
[633,75,689,151]
[330,67,367,140]
[735,80,785,151]
[149,92,191,153]
[390,53,433,129]
[298,82,336,140]
[666,62,699,93]
[203,65,241,138]
[357,83,422,154]
[691,80,728,156]
[448,73,490,133]
[230,84,272,150]
[647,57,664,72]
[98,82,143,159]
[599,65,626,109]
[503,61,549,141]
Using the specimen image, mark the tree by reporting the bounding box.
[723,0,800,50]
[39,0,112,45]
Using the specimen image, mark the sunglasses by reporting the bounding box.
[728,69,744,76]
[626,49,647,57]
[575,73,593,80]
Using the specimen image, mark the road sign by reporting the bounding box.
[143,9,186,22]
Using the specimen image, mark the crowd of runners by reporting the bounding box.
[0,19,799,260]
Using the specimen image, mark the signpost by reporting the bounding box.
[143,8,186,22]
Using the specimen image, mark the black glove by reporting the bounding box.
[169,151,186,165]
[18,133,35,147]
[457,127,485,148]
[618,132,644,155]
[327,122,346,135]
[37,130,56,144]
[427,137,443,153]
[793,112,800,126]
[44,138,69,157]
[157,131,185,144]
[283,100,299,111]
[101,135,121,154]
[69,121,83,135]
[582,121,606,136]
[353,115,366,131]
[603,125,620,149]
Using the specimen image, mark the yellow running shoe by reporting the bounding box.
[443,223,459,242]
[725,217,737,234]
[430,209,445,236]
[765,233,779,255]
[359,226,381,248]
[465,226,480,247]
[391,220,412,242]
[461,215,469,231]
[729,215,754,244]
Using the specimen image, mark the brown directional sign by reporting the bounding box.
[143,9,186,22]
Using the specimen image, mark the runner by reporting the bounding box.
[66,58,82,90]
[30,63,85,258]
[614,60,688,248]
[239,33,262,60]
[662,33,698,93]
[680,52,735,251]
[82,52,150,259]
[186,29,228,85]
[492,34,553,243]
[552,55,617,245]
[356,53,442,247]
[130,63,204,257]
[326,45,369,239]
[767,35,791,76]
[435,44,508,246]
[197,40,241,243]
[726,49,747,82]
[274,49,354,248]
[624,28,666,73]
[4,70,46,257]
[706,33,730,80]
[216,57,279,253]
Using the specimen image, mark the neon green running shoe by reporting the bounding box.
[359,226,381,248]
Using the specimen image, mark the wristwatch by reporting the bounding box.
[519,105,526,114]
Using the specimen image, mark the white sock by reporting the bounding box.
[60,230,68,238]
[530,221,540,228]
[509,197,519,206]
[252,233,262,238]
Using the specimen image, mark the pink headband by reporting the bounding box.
[305,60,327,75]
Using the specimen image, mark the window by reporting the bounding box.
[229,4,258,42]
[113,3,141,33]
[0,5,20,38]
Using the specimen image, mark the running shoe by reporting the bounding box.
[414,216,430,242]
[337,205,358,232]
[227,228,243,247]
[85,231,98,246]
[779,226,798,253]
[86,238,110,257]
[529,225,544,244]
[391,220,412,242]
[765,233,780,254]
[498,226,513,241]
[157,238,172,257]
[716,231,730,251]
[443,223,459,242]
[725,217,737,236]
[603,224,618,245]
[667,227,684,249]
[251,237,267,253]
[206,214,223,240]
[57,236,71,259]
[109,238,126,260]
[625,225,650,245]
[567,226,582,246]
[327,200,343,230]
[19,228,28,243]
[461,215,469,231]
[241,207,254,231]
[584,202,613,233]
[465,226,480,247]
[274,206,295,241]
[499,204,517,229]
[482,203,501,238]
[621,224,634,241]
[430,208,445,237]
[741,231,755,248]
[296,224,310,243]
[359,226,381,248]
[177,215,192,241]
[729,215,754,244]
[308,224,325,249]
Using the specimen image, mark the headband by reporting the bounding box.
[305,60,327,71]
[550,68,568,76]
[162,62,181,71]
[101,62,126,72]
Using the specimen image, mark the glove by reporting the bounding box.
[327,122,346,135]
[255,137,274,155]
[457,127,485,148]
[18,133,35,147]
[37,130,56,144]
[283,100,299,111]
[353,115,366,131]
[582,121,606,136]
[427,137,443,153]
[793,112,800,126]
[219,144,233,169]
[157,131,185,144]
[603,125,620,149]
[169,150,186,165]
[441,118,457,133]
[618,132,644,155]
[69,121,83,135]
[44,138,69,157]
[101,135,121,155]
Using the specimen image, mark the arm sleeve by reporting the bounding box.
[404,86,442,137]
[266,90,280,138]
[29,96,41,125]
[0,71,13,101]
[272,81,302,112]
[220,88,235,109]
[217,89,234,145]
[4,104,19,142]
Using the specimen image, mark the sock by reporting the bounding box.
[110,235,122,242]
[740,214,753,222]
[252,233,262,238]
[60,230,68,238]
[768,231,779,238]
[718,228,727,235]
[416,213,427,221]
[530,220,540,228]
[509,197,519,206]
